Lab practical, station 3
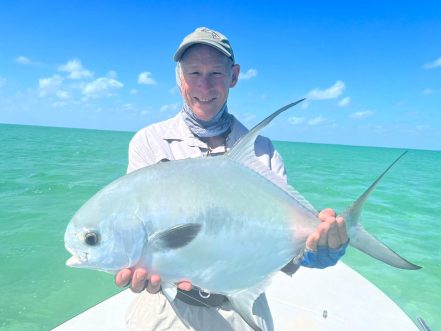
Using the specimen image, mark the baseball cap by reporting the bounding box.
[173,27,235,63]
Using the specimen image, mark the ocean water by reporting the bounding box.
[0,123,439,330]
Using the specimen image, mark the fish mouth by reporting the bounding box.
[65,245,88,267]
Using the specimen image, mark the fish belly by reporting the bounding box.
[133,157,314,294]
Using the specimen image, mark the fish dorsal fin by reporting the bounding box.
[226,99,317,214]
[227,99,305,163]
[149,223,202,251]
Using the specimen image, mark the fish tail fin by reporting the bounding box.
[342,151,421,270]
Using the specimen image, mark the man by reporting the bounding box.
[115,27,349,330]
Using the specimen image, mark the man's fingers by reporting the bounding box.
[326,217,341,249]
[336,216,349,244]
[319,208,336,222]
[115,268,132,288]
[306,231,320,252]
[146,273,161,294]
[177,281,192,291]
[131,268,148,293]
[118,267,187,294]
[317,221,330,247]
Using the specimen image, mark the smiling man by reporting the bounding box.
[115,27,348,331]
[179,43,239,121]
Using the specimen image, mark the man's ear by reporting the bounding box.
[230,64,240,87]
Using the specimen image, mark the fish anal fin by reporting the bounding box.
[161,282,191,329]
[150,223,202,250]
[227,281,273,331]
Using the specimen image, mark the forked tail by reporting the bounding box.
[342,151,421,270]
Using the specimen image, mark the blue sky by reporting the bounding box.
[1,1,440,150]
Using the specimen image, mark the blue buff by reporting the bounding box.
[300,240,349,269]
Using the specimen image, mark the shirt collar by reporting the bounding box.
[160,113,207,148]
[160,112,249,150]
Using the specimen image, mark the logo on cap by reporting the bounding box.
[200,28,220,40]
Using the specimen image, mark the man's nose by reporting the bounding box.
[198,75,213,89]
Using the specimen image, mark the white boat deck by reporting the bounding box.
[52,262,419,331]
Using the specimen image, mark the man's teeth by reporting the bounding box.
[196,97,214,102]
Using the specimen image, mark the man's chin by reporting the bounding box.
[192,107,219,121]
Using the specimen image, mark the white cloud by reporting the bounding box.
[338,96,351,107]
[59,59,93,80]
[15,56,42,66]
[308,116,326,125]
[16,56,31,65]
[288,116,305,125]
[424,57,441,69]
[130,88,138,95]
[160,103,180,112]
[0,77,6,88]
[423,88,433,95]
[138,72,157,85]
[56,90,71,99]
[307,81,345,100]
[239,69,258,80]
[39,75,64,96]
[82,77,123,98]
[350,110,374,119]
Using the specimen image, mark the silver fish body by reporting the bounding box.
[66,155,317,293]
[64,100,420,330]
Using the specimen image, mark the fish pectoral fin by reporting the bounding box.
[149,223,202,250]
[227,285,272,331]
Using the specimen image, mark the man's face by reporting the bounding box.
[179,44,240,121]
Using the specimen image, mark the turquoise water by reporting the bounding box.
[0,123,439,330]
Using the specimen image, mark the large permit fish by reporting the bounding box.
[64,99,420,330]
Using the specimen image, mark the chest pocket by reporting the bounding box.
[156,139,204,163]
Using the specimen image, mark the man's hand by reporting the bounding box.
[307,208,349,251]
[301,208,349,268]
[115,268,192,293]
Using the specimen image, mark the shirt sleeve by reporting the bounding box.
[127,130,155,174]
[254,135,288,183]
[270,149,287,183]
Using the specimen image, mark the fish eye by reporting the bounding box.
[84,231,100,246]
